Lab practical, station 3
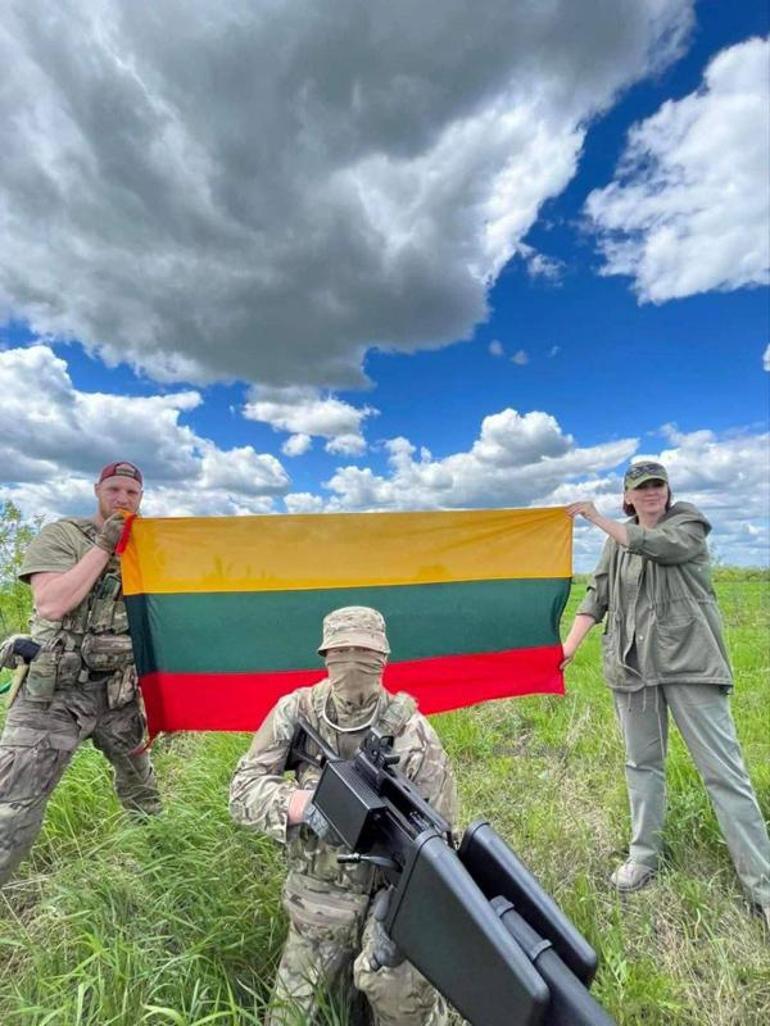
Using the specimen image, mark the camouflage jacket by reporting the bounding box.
[577,502,732,690]
[229,680,458,894]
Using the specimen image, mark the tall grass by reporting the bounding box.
[0,579,768,1025]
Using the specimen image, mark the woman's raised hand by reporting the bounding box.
[566,501,600,522]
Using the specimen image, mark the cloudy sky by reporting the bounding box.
[0,0,767,570]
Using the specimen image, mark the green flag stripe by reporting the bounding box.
[127,577,569,676]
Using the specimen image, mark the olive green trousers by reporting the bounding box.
[613,683,770,906]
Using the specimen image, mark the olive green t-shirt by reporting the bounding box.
[19,519,97,583]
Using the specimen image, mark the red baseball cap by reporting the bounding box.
[97,461,143,486]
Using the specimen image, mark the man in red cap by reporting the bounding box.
[0,461,161,885]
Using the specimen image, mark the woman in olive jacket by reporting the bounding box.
[562,461,769,926]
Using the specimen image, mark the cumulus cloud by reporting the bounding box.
[282,433,313,458]
[636,427,769,565]
[243,385,376,456]
[284,492,326,514]
[324,434,368,457]
[518,243,564,281]
[489,339,504,357]
[0,345,289,517]
[511,349,529,366]
[0,1,692,388]
[586,36,770,302]
[763,344,770,371]
[652,423,769,509]
[547,426,770,568]
[283,407,638,517]
[5,345,764,567]
[280,409,768,568]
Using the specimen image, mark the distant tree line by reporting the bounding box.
[0,501,37,640]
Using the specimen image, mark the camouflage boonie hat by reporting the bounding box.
[318,606,390,655]
[624,461,668,490]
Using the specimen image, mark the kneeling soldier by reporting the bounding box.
[230,605,458,1025]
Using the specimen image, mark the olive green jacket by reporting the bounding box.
[577,502,732,691]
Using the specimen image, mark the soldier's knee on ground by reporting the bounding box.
[270,879,366,1023]
[270,932,353,1025]
[353,947,448,1026]
[354,957,448,1026]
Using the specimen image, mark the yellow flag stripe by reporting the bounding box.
[121,507,571,596]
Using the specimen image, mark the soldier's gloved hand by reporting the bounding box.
[302,800,343,846]
[369,887,404,970]
[95,512,127,554]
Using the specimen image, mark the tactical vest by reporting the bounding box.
[25,518,134,699]
[285,682,417,893]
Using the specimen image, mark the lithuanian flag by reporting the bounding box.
[120,507,571,736]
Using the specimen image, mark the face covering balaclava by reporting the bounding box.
[324,649,386,729]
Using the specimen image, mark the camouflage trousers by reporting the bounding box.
[267,871,449,1026]
[0,679,161,885]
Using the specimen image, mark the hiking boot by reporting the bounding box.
[610,860,655,893]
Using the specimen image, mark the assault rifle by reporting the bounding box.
[288,718,617,1026]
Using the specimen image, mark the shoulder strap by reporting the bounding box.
[59,517,98,543]
[308,680,330,723]
[377,691,417,737]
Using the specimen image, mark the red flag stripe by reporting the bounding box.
[139,644,564,735]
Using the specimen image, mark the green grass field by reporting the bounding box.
[0,578,768,1026]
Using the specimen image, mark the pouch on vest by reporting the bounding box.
[111,599,129,634]
[88,573,125,633]
[61,599,90,634]
[282,872,371,934]
[80,632,134,672]
[106,665,138,710]
[24,648,81,701]
[23,649,56,702]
